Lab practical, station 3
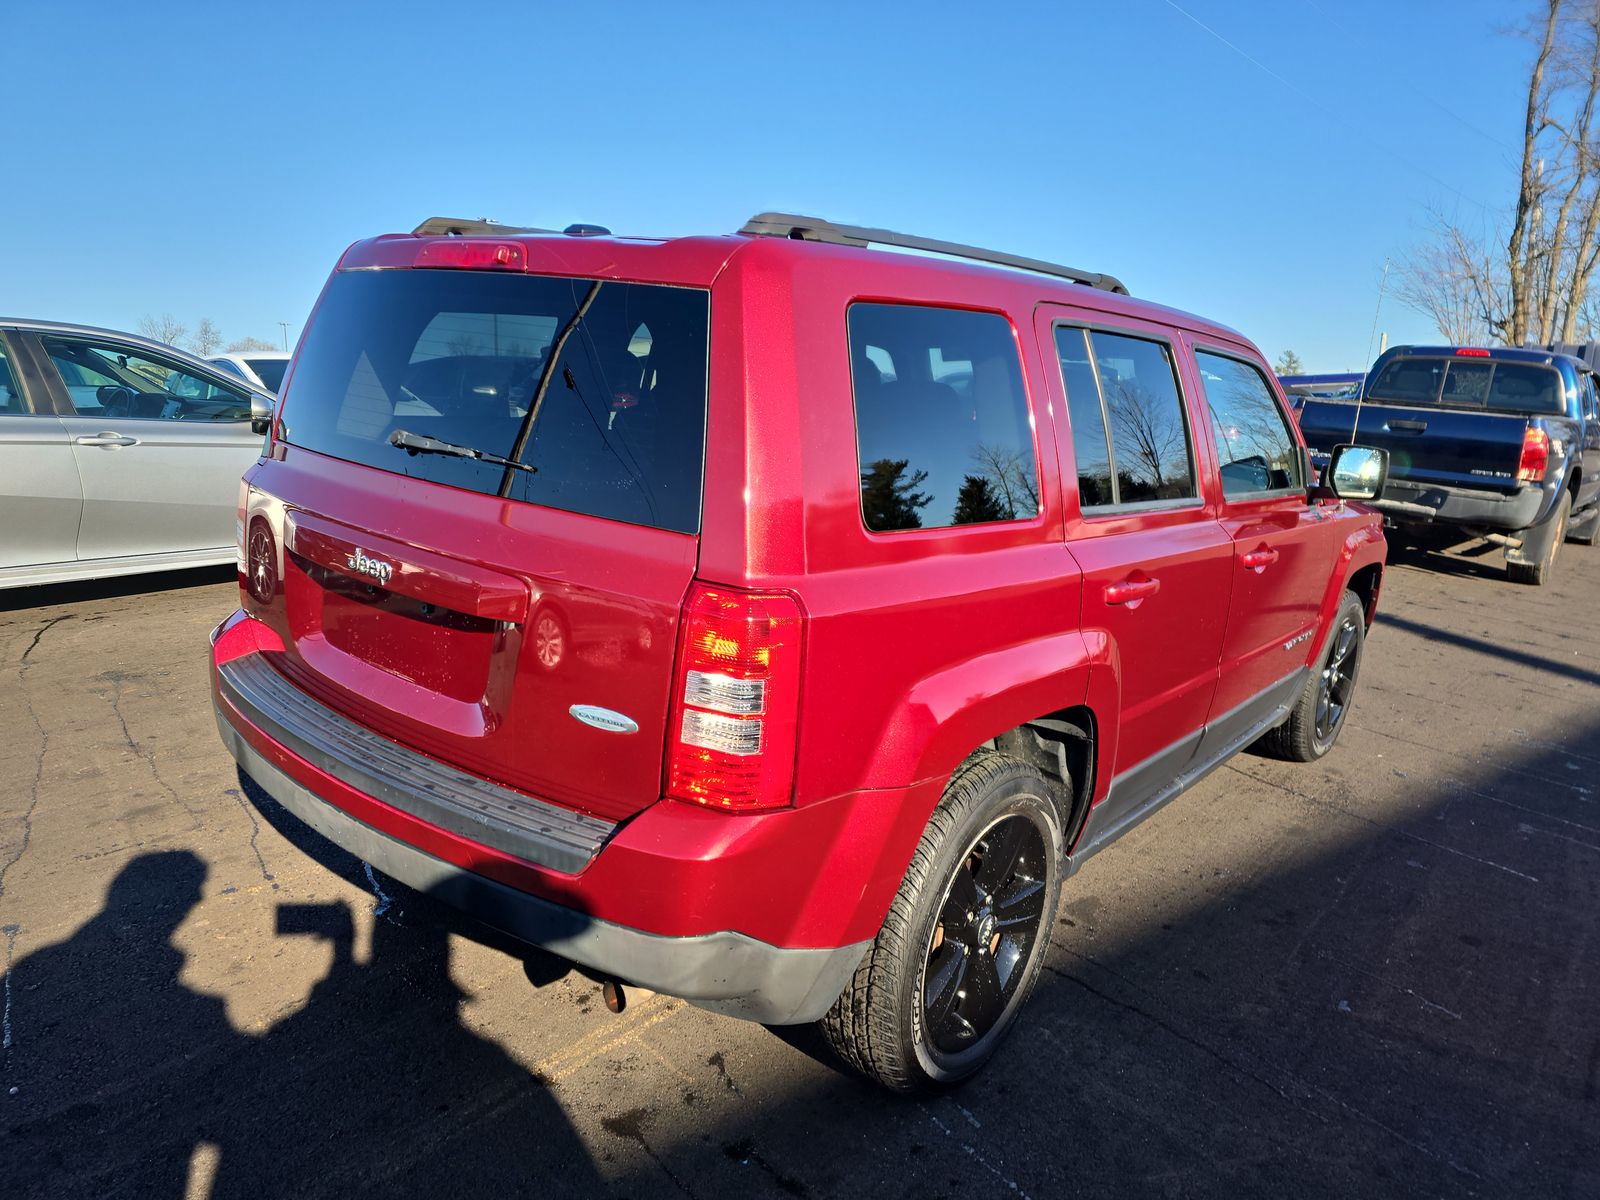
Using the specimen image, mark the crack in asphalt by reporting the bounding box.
[18,614,74,672]
[104,674,205,829]
[225,788,277,890]
[0,626,58,907]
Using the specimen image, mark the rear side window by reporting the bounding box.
[1367,357,1564,415]
[1195,350,1303,496]
[0,344,25,413]
[1056,328,1197,508]
[280,270,709,534]
[849,303,1037,531]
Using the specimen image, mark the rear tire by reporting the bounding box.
[820,753,1065,1094]
[1259,591,1366,763]
[1507,491,1570,585]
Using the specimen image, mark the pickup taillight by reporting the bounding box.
[667,585,803,811]
[1517,427,1550,483]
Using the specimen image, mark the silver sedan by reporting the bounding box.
[0,319,274,589]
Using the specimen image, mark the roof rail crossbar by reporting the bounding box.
[413,216,559,237]
[738,212,1129,296]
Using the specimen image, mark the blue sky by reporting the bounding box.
[1,0,1532,370]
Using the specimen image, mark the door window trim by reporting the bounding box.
[1053,320,1205,517]
[1190,341,1307,503]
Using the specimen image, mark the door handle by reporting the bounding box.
[1104,577,1161,606]
[1241,547,1280,572]
[1385,419,1427,433]
[75,432,139,448]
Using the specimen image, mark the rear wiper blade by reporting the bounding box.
[388,428,537,474]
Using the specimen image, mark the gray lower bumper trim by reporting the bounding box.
[218,653,614,875]
[216,709,868,1025]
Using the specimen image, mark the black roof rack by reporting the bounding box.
[413,216,558,237]
[738,212,1128,296]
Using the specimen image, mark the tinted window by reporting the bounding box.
[849,303,1036,531]
[1441,361,1491,406]
[1055,326,1114,506]
[1486,363,1562,413]
[42,336,250,421]
[1367,357,1564,415]
[247,358,288,392]
[280,270,709,534]
[211,358,247,378]
[1091,331,1196,504]
[1367,359,1443,404]
[0,345,24,414]
[1196,351,1303,495]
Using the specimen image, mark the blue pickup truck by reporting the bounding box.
[1298,344,1600,584]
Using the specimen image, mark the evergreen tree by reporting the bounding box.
[953,474,1010,524]
[861,458,931,530]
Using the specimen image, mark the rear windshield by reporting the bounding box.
[279,269,709,533]
[248,357,288,392]
[1365,357,1565,415]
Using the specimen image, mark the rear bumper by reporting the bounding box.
[207,613,904,1024]
[1372,477,1546,531]
[217,712,865,1023]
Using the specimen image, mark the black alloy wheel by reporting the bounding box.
[1313,612,1361,745]
[922,814,1049,1054]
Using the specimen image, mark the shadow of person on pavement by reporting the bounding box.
[3,851,245,1197]
[4,848,605,1199]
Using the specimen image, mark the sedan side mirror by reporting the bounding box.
[250,392,275,437]
[1322,443,1389,502]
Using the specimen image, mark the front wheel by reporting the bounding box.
[820,753,1065,1094]
[1258,591,1366,762]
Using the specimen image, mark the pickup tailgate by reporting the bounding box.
[1299,398,1528,492]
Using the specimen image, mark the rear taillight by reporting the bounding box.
[667,585,803,812]
[1517,427,1550,482]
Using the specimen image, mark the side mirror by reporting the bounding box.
[1323,443,1389,502]
[249,392,275,437]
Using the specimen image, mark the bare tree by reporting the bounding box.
[1506,1,1564,344]
[191,317,223,356]
[970,442,1040,518]
[1394,219,1502,344]
[225,336,279,353]
[137,313,188,348]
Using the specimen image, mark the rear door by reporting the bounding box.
[1041,310,1232,802]
[246,265,711,824]
[28,332,262,560]
[0,331,83,571]
[1187,343,1337,744]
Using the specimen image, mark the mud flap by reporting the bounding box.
[1505,497,1565,566]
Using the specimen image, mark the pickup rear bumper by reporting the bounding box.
[1372,477,1546,532]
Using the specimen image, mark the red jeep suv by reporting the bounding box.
[212,213,1388,1092]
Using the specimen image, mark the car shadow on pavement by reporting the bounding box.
[7,724,1597,1198]
[0,565,237,614]
[1377,611,1600,687]
[1383,537,1513,584]
[2,820,604,1198]
[613,716,1600,1197]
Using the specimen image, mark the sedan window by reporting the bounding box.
[42,336,251,421]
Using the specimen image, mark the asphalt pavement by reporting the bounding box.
[1,539,1596,1199]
